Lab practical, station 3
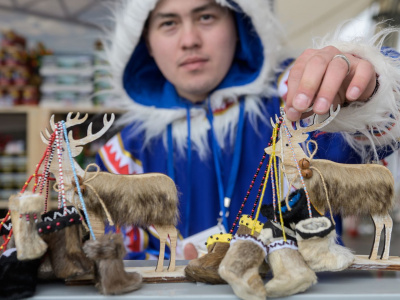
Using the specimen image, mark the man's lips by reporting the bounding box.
[179,56,209,70]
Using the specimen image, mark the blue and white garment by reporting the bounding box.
[96,0,400,260]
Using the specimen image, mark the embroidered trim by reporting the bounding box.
[230,235,268,256]
[267,239,298,256]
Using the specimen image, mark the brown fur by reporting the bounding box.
[9,193,48,261]
[304,160,394,216]
[77,172,179,227]
[219,240,267,300]
[41,224,93,279]
[185,242,230,284]
[184,224,260,284]
[83,233,142,295]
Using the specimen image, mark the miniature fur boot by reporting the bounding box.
[219,235,267,300]
[185,216,263,284]
[9,192,48,260]
[260,222,317,298]
[38,206,93,279]
[83,233,142,295]
[295,216,354,272]
[0,248,42,300]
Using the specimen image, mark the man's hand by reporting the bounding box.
[285,46,377,121]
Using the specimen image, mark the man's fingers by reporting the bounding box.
[346,59,376,101]
[313,54,351,114]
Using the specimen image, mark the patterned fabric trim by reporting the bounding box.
[99,133,143,175]
[231,235,268,257]
[267,239,298,256]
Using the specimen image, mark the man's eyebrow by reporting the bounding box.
[153,3,221,19]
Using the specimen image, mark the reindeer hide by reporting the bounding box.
[77,172,179,227]
[305,160,394,216]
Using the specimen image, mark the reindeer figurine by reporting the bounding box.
[40,113,179,272]
[265,106,394,261]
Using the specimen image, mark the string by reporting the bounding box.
[61,121,96,240]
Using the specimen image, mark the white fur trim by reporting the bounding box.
[8,192,45,214]
[313,28,400,160]
[295,217,332,240]
[103,0,283,159]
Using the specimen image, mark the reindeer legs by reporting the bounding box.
[381,214,393,260]
[154,225,177,272]
[167,226,178,272]
[370,214,392,260]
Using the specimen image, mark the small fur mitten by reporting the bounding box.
[83,233,142,295]
[37,206,93,280]
[260,225,317,298]
[219,235,267,300]
[9,192,47,261]
[295,216,354,272]
[0,248,41,300]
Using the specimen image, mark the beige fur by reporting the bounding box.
[265,247,317,298]
[305,160,394,216]
[296,218,354,272]
[219,240,267,300]
[78,172,179,227]
[41,224,93,279]
[184,224,260,284]
[9,192,48,261]
[83,233,142,295]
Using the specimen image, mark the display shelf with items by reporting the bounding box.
[0,106,124,211]
[0,30,44,107]
[39,54,94,108]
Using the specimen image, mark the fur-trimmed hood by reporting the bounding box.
[102,0,284,158]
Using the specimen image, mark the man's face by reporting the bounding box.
[147,0,237,103]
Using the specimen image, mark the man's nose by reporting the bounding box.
[180,24,201,50]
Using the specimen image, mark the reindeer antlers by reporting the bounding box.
[285,105,340,134]
[68,114,115,154]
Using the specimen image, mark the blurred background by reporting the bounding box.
[0,0,400,255]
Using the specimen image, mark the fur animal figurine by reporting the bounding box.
[265,107,394,260]
[261,189,355,272]
[83,233,142,295]
[37,206,93,279]
[0,248,42,300]
[8,192,48,261]
[185,215,265,284]
[40,113,179,272]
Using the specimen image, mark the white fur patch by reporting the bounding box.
[313,28,400,160]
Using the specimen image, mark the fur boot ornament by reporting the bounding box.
[184,215,264,284]
[295,216,355,272]
[259,226,317,298]
[219,235,268,300]
[83,233,142,295]
[0,248,42,300]
[8,192,48,261]
[37,206,93,280]
[185,233,232,284]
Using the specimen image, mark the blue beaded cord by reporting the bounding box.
[61,121,96,240]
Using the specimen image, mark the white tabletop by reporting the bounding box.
[31,261,400,300]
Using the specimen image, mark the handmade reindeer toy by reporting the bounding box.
[39,112,179,277]
[190,106,396,300]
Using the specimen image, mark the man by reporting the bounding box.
[97,0,400,260]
